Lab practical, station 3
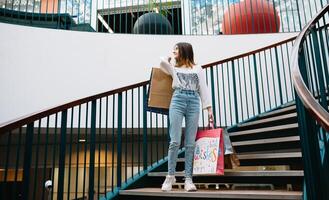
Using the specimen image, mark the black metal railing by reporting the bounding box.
[1,0,328,34]
[291,3,329,200]
[0,35,296,199]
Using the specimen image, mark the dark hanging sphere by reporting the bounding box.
[133,12,172,34]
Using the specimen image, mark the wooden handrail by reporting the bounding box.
[0,80,149,133]
[202,36,296,69]
[0,35,297,134]
[291,4,329,131]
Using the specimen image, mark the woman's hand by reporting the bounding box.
[207,107,214,124]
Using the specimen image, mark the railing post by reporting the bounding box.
[274,47,283,105]
[143,85,148,170]
[252,54,261,114]
[57,110,67,200]
[231,61,239,124]
[210,67,217,127]
[22,123,34,200]
[117,93,123,188]
[88,100,97,199]
[295,50,325,200]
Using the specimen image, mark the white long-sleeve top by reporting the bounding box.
[160,57,212,110]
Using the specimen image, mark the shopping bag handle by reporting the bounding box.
[208,121,215,129]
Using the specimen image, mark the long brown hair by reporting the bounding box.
[174,42,196,68]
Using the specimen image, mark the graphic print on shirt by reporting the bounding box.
[176,72,199,90]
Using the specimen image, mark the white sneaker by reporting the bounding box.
[161,175,176,191]
[184,178,197,192]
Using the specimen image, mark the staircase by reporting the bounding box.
[118,102,303,199]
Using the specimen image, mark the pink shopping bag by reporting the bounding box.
[193,127,224,175]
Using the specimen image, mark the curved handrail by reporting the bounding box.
[0,35,296,134]
[291,4,329,131]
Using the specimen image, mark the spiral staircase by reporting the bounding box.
[1,2,329,200]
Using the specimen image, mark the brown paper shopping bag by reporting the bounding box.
[148,67,173,110]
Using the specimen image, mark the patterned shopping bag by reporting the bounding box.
[193,127,224,175]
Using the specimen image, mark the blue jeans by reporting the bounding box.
[168,89,200,178]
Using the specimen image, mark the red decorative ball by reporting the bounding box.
[222,0,280,34]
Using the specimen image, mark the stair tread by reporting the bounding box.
[229,124,298,137]
[237,152,302,159]
[237,113,297,128]
[258,105,296,118]
[119,188,302,199]
[232,136,300,146]
[177,152,301,162]
[148,170,304,177]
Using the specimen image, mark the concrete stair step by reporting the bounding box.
[119,188,302,199]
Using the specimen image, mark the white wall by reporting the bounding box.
[0,22,297,124]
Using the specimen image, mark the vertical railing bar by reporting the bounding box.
[210,0,215,35]
[22,122,34,200]
[210,67,217,127]
[274,46,283,105]
[162,115,165,159]
[285,42,294,99]
[199,0,203,35]
[237,60,244,120]
[215,65,222,126]
[269,49,278,108]
[138,87,141,174]
[57,109,68,200]
[75,105,81,200]
[247,56,255,116]
[222,64,227,126]
[131,89,134,176]
[32,120,42,200]
[306,35,321,97]
[41,117,50,200]
[295,0,303,31]
[255,0,260,32]
[177,0,181,34]
[290,0,297,32]
[107,0,111,33]
[188,0,193,34]
[88,100,97,200]
[4,131,12,183]
[226,0,232,34]
[257,52,266,112]
[143,85,148,170]
[111,95,116,191]
[67,108,74,200]
[98,98,102,199]
[82,103,89,199]
[277,0,284,32]
[231,60,239,124]
[113,0,117,32]
[51,113,58,200]
[150,112,153,165]
[105,96,109,196]
[284,0,290,32]
[241,57,250,117]
[204,0,209,35]
[221,0,226,34]
[13,127,23,199]
[311,28,328,109]
[125,91,128,183]
[226,62,233,126]
[156,113,159,162]
[252,54,261,114]
[318,22,329,93]
[125,0,128,33]
[279,44,289,103]
[271,0,278,32]
[117,92,123,188]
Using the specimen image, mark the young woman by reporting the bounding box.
[159,42,213,192]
